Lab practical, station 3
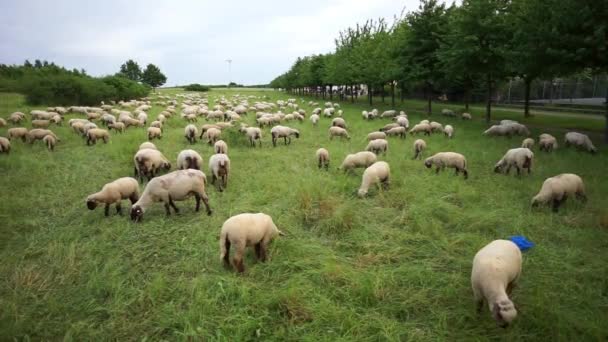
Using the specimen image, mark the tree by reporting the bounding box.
[119,59,142,81]
[141,64,167,89]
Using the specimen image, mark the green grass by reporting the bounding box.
[1,89,607,340]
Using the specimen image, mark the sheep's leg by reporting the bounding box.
[254,243,262,260]
[168,196,179,213]
[232,242,246,273]
[576,192,587,203]
[258,139,262,147]
[325,162,329,171]
[435,166,441,174]
[506,165,511,174]
[194,193,201,211]
[116,202,122,215]
[201,193,212,215]
[272,136,277,147]
[455,168,460,176]
[104,204,110,217]
[516,166,521,176]
[222,238,231,268]
[463,170,469,180]
[552,197,565,212]
[164,202,172,215]
[413,151,419,160]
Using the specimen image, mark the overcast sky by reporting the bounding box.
[1,0,424,85]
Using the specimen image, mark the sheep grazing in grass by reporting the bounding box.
[139,142,157,151]
[483,125,513,137]
[328,126,350,140]
[409,123,432,136]
[219,213,283,273]
[441,108,456,117]
[367,131,387,141]
[413,139,426,160]
[430,121,444,133]
[133,148,171,182]
[209,153,231,192]
[471,240,522,328]
[43,134,56,151]
[462,112,472,120]
[564,132,597,154]
[424,152,468,179]
[385,126,406,138]
[444,125,454,138]
[204,127,222,145]
[538,134,558,152]
[27,129,59,144]
[86,177,140,217]
[380,123,399,132]
[358,161,390,197]
[366,139,388,155]
[86,128,110,145]
[380,110,397,118]
[316,148,330,170]
[339,151,377,172]
[177,149,203,170]
[310,114,320,126]
[0,137,10,154]
[494,148,534,176]
[9,112,25,124]
[332,117,346,128]
[240,126,262,147]
[108,122,125,133]
[214,140,228,154]
[184,124,198,144]
[394,115,409,129]
[130,169,212,222]
[270,125,299,146]
[147,127,162,141]
[8,127,28,142]
[0,118,6,127]
[32,120,51,128]
[531,173,586,212]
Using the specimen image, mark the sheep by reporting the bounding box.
[409,123,432,136]
[444,125,454,138]
[184,124,198,144]
[483,125,513,137]
[133,148,171,182]
[310,114,320,126]
[395,116,409,128]
[80,122,98,137]
[507,123,530,136]
[564,132,597,154]
[337,109,343,117]
[441,109,456,117]
[199,124,220,137]
[8,127,28,142]
[339,151,377,172]
[43,134,56,151]
[108,122,125,133]
[531,173,586,212]
[130,169,212,221]
[424,152,468,179]
[367,131,386,141]
[323,108,334,117]
[0,118,6,127]
[86,177,140,216]
[358,161,390,197]
[219,213,283,273]
[139,142,157,151]
[462,113,472,120]
[316,148,330,170]
[332,117,346,128]
[203,127,222,145]
[0,137,10,154]
[413,139,427,160]
[137,112,148,125]
[538,134,558,152]
[365,139,388,155]
[150,120,163,130]
[240,126,262,147]
[32,120,51,128]
[380,110,397,118]
[430,121,444,133]
[270,126,299,147]
[9,112,25,124]
[214,140,228,154]
[123,117,143,128]
[177,149,203,170]
[26,129,59,144]
[328,126,350,140]
[521,138,534,149]
[208,153,231,192]
[86,128,110,145]
[385,126,406,138]
[500,120,518,125]
[380,123,399,132]
[471,239,522,328]
[101,113,116,126]
[147,127,162,141]
[494,148,534,176]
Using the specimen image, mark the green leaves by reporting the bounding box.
[141,64,167,89]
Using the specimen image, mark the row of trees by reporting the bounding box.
[118,59,167,89]
[270,0,607,140]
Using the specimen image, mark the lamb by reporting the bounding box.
[130,169,212,221]
[462,113,472,120]
[424,152,468,179]
[316,148,330,170]
[564,132,597,154]
[219,213,283,273]
[358,161,390,197]
[521,138,534,149]
[367,131,387,141]
[0,137,10,154]
[531,173,586,212]
[385,126,406,138]
[184,124,198,144]
[214,140,228,154]
[365,139,388,155]
[471,239,522,328]
[208,153,231,192]
[409,123,432,136]
[413,139,427,160]
[240,126,262,147]
[147,127,162,140]
[8,127,28,142]
[332,117,346,128]
[270,125,299,146]
[204,127,222,145]
[133,148,171,182]
[86,177,140,216]
[139,142,157,151]
[32,120,51,128]
[444,125,454,138]
[339,151,377,172]
[176,149,203,170]
[27,129,59,144]
[310,114,320,126]
[86,128,110,145]
[328,126,350,140]
[43,134,56,151]
[108,122,125,133]
[494,148,534,176]
[538,134,558,152]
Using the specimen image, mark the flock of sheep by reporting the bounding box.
[0,91,599,328]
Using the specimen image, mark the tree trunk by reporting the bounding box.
[381,85,385,103]
[391,82,395,108]
[350,85,354,103]
[524,77,532,118]
[400,84,404,103]
[329,85,333,101]
[426,85,432,116]
[369,84,373,106]
[486,74,492,123]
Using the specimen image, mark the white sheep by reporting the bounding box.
[385,126,406,138]
[531,173,586,212]
[270,126,299,146]
[32,120,51,128]
[86,177,140,216]
[424,152,468,179]
[538,134,558,152]
[409,123,432,136]
[86,128,110,145]
[8,127,28,142]
[184,124,198,144]
[494,148,534,176]
[43,134,56,151]
[471,239,522,327]
[564,132,597,154]
[380,110,397,118]
[441,109,456,117]
[365,139,388,155]
[0,137,10,154]
[483,125,513,137]
[108,122,125,133]
[219,213,283,273]
[0,118,6,127]
[521,138,534,149]
[208,153,231,192]
[177,149,203,170]
[240,126,262,147]
[367,131,387,141]
[394,116,409,128]
[214,140,228,154]
[147,127,162,141]
[358,161,390,197]
[332,117,346,128]
[380,123,399,132]
[27,129,59,144]
[444,125,454,138]
[413,139,427,160]
[204,127,222,145]
[462,113,472,120]
[133,148,171,182]
[130,169,212,221]
[139,142,157,151]
[310,114,320,126]
[339,151,377,172]
[316,148,330,170]
[328,126,350,140]
[430,121,444,133]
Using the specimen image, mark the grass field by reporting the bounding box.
[1,89,607,340]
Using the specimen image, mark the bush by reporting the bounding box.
[183,84,210,92]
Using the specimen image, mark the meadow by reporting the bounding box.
[0,89,607,341]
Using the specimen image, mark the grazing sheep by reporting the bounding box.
[538,134,558,152]
[108,122,125,133]
[339,151,377,172]
[130,169,212,221]
[147,127,162,141]
[380,110,397,118]
[471,240,522,328]
[139,142,157,151]
[43,134,56,151]
[424,152,468,179]
[521,138,534,149]
[208,153,231,192]
[462,113,472,120]
[150,120,163,130]
[86,128,110,145]
[316,148,330,170]
[310,114,320,126]
[177,149,203,170]
[0,118,6,127]
[204,127,222,145]
[413,139,427,160]
[430,121,444,133]
[133,148,171,182]
[494,148,534,176]
[9,112,25,124]
[385,126,406,138]
[86,177,140,216]
[564,132,597,154]
[219,213,283,273]
[409,123,432,136]
[184,124,198,144]
[0,137,10,154]
[508,123,530,136]
[531,173,586,212]
[328,126,350,140]
[323,108,334,117]
[270,125,299,146]
[365,139,388,155]
[483,125,513,137]
[214,140,228,154]
[332,117,346,128]
[8,127,28,142]
[358,161,390,197]
[240,126,262,147]
[395,116,409,128]
[444,125,454,138]
[441,109,456,117]
[380,123,399,132]
[367,131,387,141]
[27,129,59,144]
[32,120,51,128]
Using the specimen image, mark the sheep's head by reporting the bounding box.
[424,158,433,169]
[130,205,144,222]
[357,188,368,198]
[494,160,505,173]
[293,130,300,138]
[162,162,171,171]
[86,199,97,210]
[589,146,597,154]
[530,196,541,208]
[492,300,517,327]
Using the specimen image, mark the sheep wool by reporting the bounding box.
[444,125,454,138]
[87,177,140,217]
[531,173,586,212]
[365,139,388,155]
[177,149,203,170]
[86,128,110,145]
[538,134,558,152]
[147,127,162,141]
[339,151,377,172]
[328,126,350,140]
[494,148,534,176]
[564,132,597,154]
[214,140,228,154]
[270,125,299,146]
[424,152,468,179]
[208,153,231,192]
[413,139,427,160]
[42,134,56,151]
[184,124,198,144]
[139,142,157,151]
[358,161,390,197]
[316,148,330,170]
[367,131,387,141]
[0,137,10,154]
[8,127,28,142]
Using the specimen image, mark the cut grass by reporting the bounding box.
[0,89,607,340]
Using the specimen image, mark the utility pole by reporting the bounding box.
[225,59,232,87]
